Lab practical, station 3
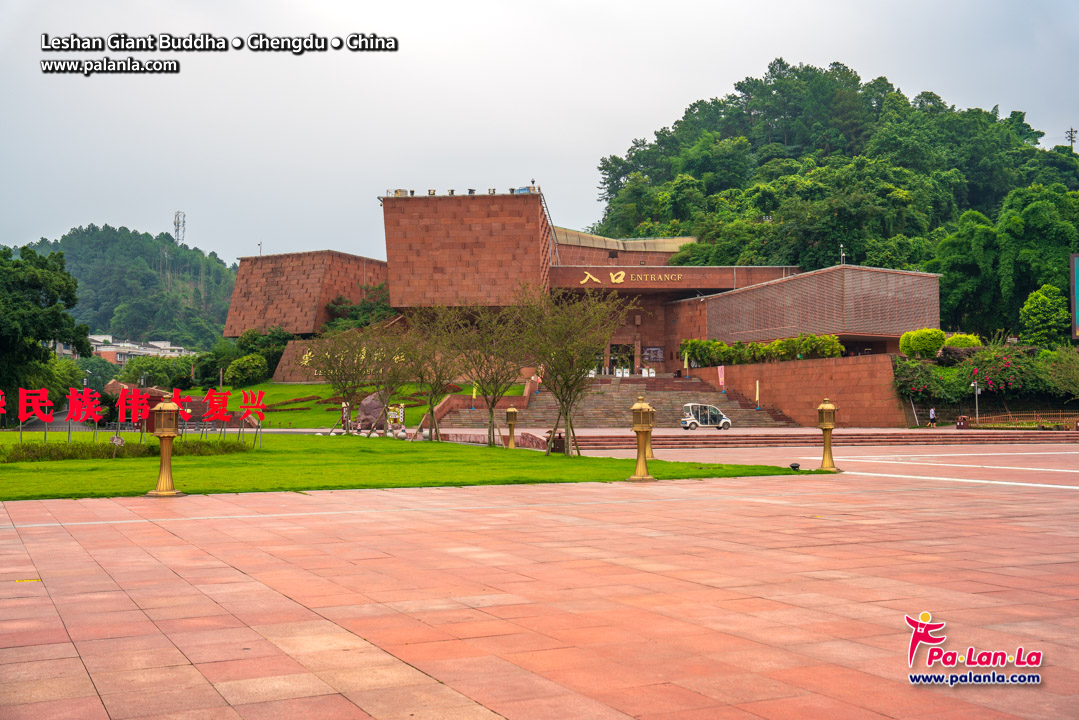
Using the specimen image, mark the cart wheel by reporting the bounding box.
[688,422,698,430]
[720,421,731,430]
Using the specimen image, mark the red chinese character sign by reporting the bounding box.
[117,388,152,424]
[239,391,266,422]
[202,389,232,422]
[169,389,194,421]
[18,388,54,423]
[65,388,104,423]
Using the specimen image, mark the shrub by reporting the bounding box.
[224,354,268,387]
[2,439,248,463]
[679,334,843,366]
[900,328,946,359]
[944,333,981,348]
[937,346,978,367]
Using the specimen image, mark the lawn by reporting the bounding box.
[216,381,525,429]
[0,432,807,501]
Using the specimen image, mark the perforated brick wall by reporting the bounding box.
[696,265,939,343]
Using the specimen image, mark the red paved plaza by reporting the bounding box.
[2,443,1077,719]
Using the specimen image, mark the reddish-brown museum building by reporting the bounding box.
[225,188,939,378]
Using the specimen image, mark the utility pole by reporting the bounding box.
[1067,128,1077,151]
[171,211,185,293]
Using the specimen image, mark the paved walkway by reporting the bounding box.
[2,444,1078,718]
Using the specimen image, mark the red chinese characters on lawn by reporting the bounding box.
[117,388,152,423]
[5,388,253,425]
[65,388,104,423]
[170,388,194,421]
[202,389,232,422]
[239,391,267,422]
[19,389,54,423]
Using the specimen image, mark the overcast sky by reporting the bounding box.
[3,0,1077,265]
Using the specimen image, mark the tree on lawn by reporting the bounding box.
[300,329,375,428]
[402,306,461,441]
[1019,284,1072,348]
[363,321,413,437]
[519,287,636,455]
[449,304,525,447]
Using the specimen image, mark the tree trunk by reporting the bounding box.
[568,414,581,456]
[366,404,388,438]
[545,410,562,457]
[486,406,495,447]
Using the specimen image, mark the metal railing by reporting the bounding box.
[969,411,1079,430]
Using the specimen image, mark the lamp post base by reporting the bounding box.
[146,490,186,497]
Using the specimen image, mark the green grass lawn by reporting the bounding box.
[217,382,524,429]
[0,432,807,501]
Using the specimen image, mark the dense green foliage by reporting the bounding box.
[1,438,248,464]
[899,328,947,358]
[13,224,236,350]
[1019,284,1071,347]
[944,333,982,348]
[323,283,396,334]
[593,59,1079,336]
[236,326,294,375]
[75,356,119,392]
[117,355,196,389]
[894,345,1063,403]
[224,353,268,387]
[680,333,843,367]
[0,246,92,404]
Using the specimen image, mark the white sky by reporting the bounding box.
[2,0,1077,265]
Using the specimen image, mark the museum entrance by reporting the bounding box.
[608,344,634,374]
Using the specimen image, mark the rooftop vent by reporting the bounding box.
[488,188,496,194]
[392,189,408,197]
[428,189,436,196]
[467,188,475,195]
[447,189,455,196]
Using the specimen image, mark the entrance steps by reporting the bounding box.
[440,377,798,430]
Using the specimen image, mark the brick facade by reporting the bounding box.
[665,265,939,347]
[382,193,553,307]
[224,251,387,337]
[691,354,908,428]
[228,189,940,388]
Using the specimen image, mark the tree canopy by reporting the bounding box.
[0,246,92,403]
[593,59,1079,336]
[9,224,236,351]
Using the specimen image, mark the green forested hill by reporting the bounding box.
[19,224,236,350]
[594,59,1079,335]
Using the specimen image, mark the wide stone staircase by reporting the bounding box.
[440,376,798,430]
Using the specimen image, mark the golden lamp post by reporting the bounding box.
[816,398,840,472]
[506,405,518,449]
[628,396,655,481]
[147,400,185,497]
[644,401,655,461]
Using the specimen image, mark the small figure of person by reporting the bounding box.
[928,407,937,428]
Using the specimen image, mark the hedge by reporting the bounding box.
[680,334,844,367]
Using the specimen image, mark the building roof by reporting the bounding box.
[552,227,694,253]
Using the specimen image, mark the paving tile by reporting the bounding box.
[0,695,110,720]
[3,450,1079,720]
[213,672,337,705]
[100,684,229,719]
[234,693,373,720]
